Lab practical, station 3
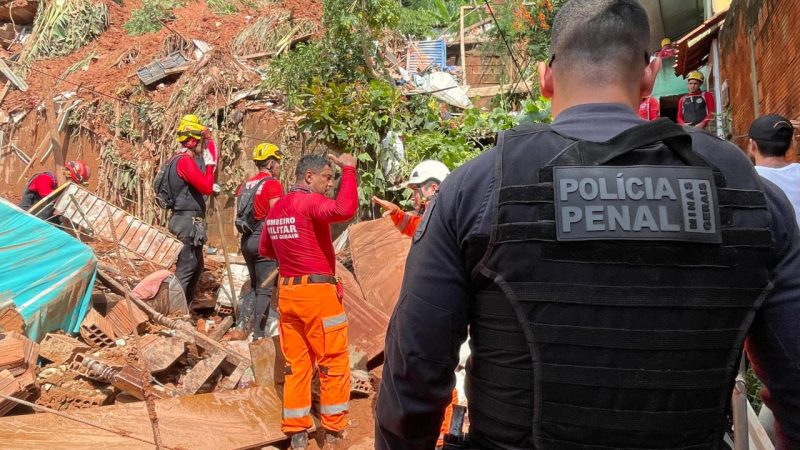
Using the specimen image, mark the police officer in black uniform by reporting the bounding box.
[375,1,800,448]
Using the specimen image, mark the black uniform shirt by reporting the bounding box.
[376,103,800,449]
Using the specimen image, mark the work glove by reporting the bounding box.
[203,139,218,167]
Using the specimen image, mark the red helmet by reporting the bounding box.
[65,160,91,184]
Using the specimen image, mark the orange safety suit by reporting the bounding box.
[389,198,458,448]
[260,166,358,435]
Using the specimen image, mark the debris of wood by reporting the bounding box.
[348,218,411,315]
[140,335,185,374]
[0,59,27,91]
[39,333,90,365]
[208,315,234,341]
[79,309,117,348]
[249,337,281,387]
[0,387,288,449]
[179,352,225,395]
[337,262,388,364]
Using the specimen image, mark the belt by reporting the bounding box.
[281,274,338,286]
[172,210,204,218]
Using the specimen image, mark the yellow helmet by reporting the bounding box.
[176,114,206,142]
[687,70,705,83]
[660,37,671,48]
[253,143,284,161]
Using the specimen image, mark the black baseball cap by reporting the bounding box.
[749,114,793,145]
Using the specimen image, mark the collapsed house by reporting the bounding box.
[0,184,409,448]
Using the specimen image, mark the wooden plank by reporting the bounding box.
[42,82,66,185]
[0,386,286,449]
[348,218,411,315]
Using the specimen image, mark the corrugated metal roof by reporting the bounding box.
[642,0,705,50]
[406,39,447,72]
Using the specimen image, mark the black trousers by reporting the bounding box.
[169,215,205,307]
[241,231,277,338]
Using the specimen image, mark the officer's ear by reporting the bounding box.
[538,61,554,99]
[304,170,315,185]
[639,56,662,99]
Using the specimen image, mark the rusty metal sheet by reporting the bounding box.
[0,386,287,449]
[337,262,388,363]
[348,218,411,315]
[53,184,182,268]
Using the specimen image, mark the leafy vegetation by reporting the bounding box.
[21,0,108,66]
[296,76,552,206]
[124,0,182,35]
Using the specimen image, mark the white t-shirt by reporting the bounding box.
[755,163,800,226]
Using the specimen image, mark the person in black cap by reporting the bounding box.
[748,114,800,225]
[375,0,800,448]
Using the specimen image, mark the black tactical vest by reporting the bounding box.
[681,93,709,126]
[19,172,57,210]
[168,153,207,215]
[468,119,775,449]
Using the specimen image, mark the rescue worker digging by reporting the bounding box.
[19,160,91,221]
[236,143,284,339]
[259,153,358,449]
[158,114,218,308]
[376,0,800,448]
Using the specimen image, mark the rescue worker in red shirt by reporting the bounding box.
[677,70,715,129]
[638,95,659,121]
[259,153,358,450]
[371,160,450,237]
[19,160,91,220]
[161,114,217,307]
[235,143,284,339]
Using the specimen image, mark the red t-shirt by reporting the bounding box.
[236,172,283,220]
[638,97,660,121]
[175,140,216,195]
[29,172,56,197]
[259,166,358,276]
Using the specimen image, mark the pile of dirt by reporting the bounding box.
[3,0,323,112]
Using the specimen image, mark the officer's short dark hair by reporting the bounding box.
[749,114,794,158]
[550,0,651,84]
[255,157,279,169]
[295,154,331,179]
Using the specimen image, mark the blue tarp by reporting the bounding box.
[0,198,96,342]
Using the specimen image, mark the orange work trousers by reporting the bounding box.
[278,277,350,434]
[437,389,458,447]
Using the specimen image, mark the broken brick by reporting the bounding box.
[0,332,38,377]
[79,309,117,348]
[39,333,91,365]
[105,300,148,337]
[0,305,24,335]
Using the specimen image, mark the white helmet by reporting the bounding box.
[407,160,450,187]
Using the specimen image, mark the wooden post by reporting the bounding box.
[209,129,239,321]
[460,6,467,87]
[42,81,67,185]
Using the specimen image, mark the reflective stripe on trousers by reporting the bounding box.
[278,279,350,434]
